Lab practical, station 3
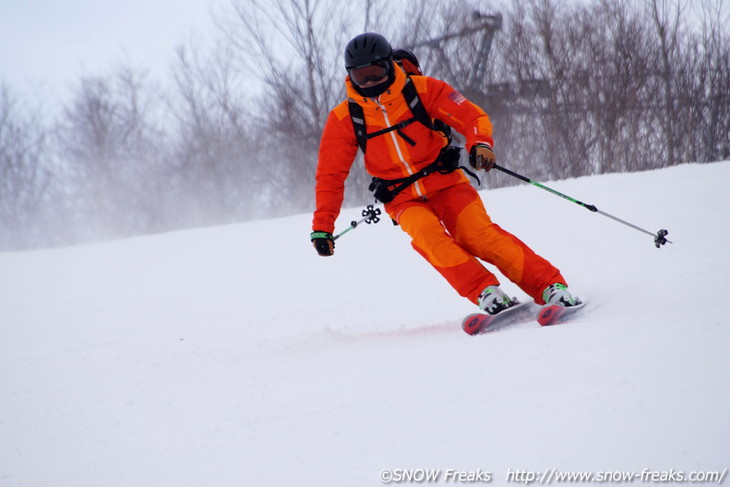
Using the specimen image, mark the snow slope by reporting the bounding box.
[1,162,728,486]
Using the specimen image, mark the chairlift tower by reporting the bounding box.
[404,12,549,108]
[404,12,502,99]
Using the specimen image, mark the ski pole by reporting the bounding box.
[332,204,382,241]
[493,164,672,248]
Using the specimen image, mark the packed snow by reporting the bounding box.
[1,161,728,486]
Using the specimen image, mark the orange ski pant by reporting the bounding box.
[387,182,566,305]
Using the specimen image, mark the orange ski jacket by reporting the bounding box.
[313,62,494,234]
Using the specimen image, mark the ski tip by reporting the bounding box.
[537,302,587,326]
[462,301,531,335]
[537,305,565,326]
[462,313,490,335]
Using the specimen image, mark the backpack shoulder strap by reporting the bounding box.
[347,76,451,153]
[348,94,419,151]
[402,76,453,144]
[401,77,435,131]
[347,98,368,153]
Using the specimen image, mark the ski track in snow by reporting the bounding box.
[1,162,728,486]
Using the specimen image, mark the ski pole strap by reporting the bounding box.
[310,231,333,241]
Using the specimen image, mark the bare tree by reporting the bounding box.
[692,0,730,163]
[55,64,169,241]
[0,84,54,249]
[5,0,728,250]
[168,38,268,226]
[579,1,654,174]
[647,0,688,167]
[470,0,729,179]
[214,0,384,210]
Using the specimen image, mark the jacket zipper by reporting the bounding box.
[374,98,425,199]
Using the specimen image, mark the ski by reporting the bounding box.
[462,301,532,335]
[537,302,587,326]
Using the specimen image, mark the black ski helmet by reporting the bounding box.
[344,33,392,70]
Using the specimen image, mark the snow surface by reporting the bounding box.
[1,162,728,486]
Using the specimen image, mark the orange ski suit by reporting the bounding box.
[313,63,566,305]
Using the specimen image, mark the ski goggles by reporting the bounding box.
[349,61,389,86]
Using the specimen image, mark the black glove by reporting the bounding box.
[310,231,335,256]
[469,143,496,172]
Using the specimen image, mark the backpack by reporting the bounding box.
[347,49,479,203]
[347,49,452,153]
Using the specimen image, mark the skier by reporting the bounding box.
[310,32,580,318]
